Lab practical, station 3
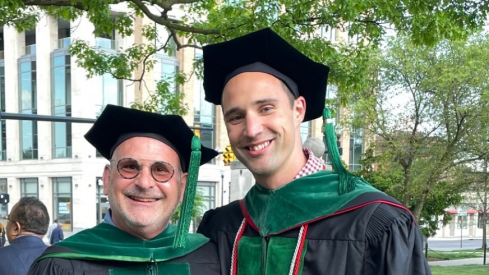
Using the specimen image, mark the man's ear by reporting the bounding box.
[294,96,306,125]
[102,164,111,195]
[179,172,188,203]
[13,221,22,236]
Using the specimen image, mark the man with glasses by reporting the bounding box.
[0,197,49,275]
[29,105,220,274]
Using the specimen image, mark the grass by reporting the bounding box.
[430,265,489,275]
[427,250,485,260]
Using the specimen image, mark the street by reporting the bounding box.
[427,238,486,251]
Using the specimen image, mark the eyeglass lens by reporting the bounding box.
[116,158,175,183]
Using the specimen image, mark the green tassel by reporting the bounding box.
[323,108,357,194]
[173,135,201,248]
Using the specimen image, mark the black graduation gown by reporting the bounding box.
[28,243,220,275]
[28,223,220,275]
[198,192,432,275]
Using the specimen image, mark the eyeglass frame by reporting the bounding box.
[109,158,179,183]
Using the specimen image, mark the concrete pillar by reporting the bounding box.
[36,15,58,160]
[3,26,24,162]
[70,15,97,159]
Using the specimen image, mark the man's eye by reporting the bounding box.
[123,164,138,170]
[229,115,243,122]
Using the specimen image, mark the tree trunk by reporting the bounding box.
[413,188,429,222]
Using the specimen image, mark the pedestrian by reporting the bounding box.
[46,219,58,241]
[0,197,49,275]
[198,28,431,274]
[0,221,5,247]
[28,105,220,274]
[49,223,63,245]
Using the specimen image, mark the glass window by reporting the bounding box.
[53,177,72,231]
[20,178,38,198]
[193,51,215,154]
[0,179,6,193]
[21,120,38,159]
[19,59,38,160]
[0,65,5,161]
[154,56,179,95]
[51,54,72,158]
[195,181,216,223]
[96,177,109,224]
[155,24,176,57]
[349,127,363,172]
[95,73,122,117]
[197,182,215,212]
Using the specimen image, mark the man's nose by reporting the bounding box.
[135,166,155,188]
[243,114,263,138]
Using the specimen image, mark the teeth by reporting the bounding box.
[130,196,157,202]
[250,141,270,151]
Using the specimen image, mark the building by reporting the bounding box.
[0,8,364,233]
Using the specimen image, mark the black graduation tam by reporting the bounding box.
[203,28,330,122]
[84,104,218,172]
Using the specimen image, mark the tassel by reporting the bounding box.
[323,108,357,194]
[173,135,202,248]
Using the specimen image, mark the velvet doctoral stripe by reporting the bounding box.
[237,236,308,275]
[38,223,209,262]
[244,170,383,236]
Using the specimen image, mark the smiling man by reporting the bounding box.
[197,28,431,275]
[28,105,220,275]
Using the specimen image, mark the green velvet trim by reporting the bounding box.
[38,223,208,262]
[109,262,190,275]
[237,236,262,275]
[237,236,308,275]
[244,170,383,236]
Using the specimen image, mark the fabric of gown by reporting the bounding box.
[198,181,432,275]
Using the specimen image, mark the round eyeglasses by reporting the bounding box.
[111,158,176,183]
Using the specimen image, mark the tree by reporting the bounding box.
[2,0,489,108]
[357,148,464,237]
[353,34,489,224]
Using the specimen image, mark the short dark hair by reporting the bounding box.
[11,197,49,235]
[54,219,58,223]
[281,81,296,108]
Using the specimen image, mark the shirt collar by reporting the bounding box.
[294,148,325,180]
[103,209,115,226]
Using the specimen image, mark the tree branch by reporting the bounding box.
[131,0,220,34]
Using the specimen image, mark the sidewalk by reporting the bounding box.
[428,258,486,266]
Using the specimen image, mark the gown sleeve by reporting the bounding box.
[27,257,74,275]
[197,209,218,240]
[364,203,432,275]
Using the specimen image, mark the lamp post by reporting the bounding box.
[220,169,225,206]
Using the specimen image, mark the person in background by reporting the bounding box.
[49,223,64,245]
[198,28,431,275]
[28,105,220,275]
[303,137,326,159]
[46,219,59,242]
[0,197,49,275]
[0,221,6,247]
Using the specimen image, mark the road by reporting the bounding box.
[427,238,486,251]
